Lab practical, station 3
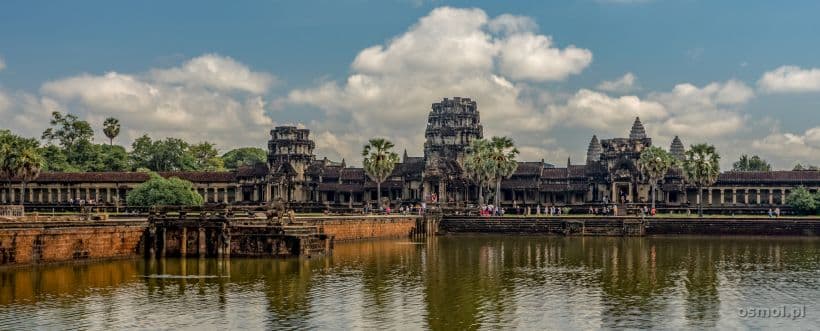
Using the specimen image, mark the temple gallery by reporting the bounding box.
[3,97,818,212]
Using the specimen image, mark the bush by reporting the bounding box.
[785,186,818,215]
[126,173,204,207]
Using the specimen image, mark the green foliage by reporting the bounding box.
[131,135,198,171]
[640,146,674,209]
[222,147,267,169]
[0,130,42,182]
[126,173,204,207]
[486,136,519,207]
[190,142,224,171]
[103,117,120,145]
[732,154,771,171]
[362,138,399,205]
[464,139,494,204]
[41,111,94,160]
[682,143,721,216]
[785,186,818,215]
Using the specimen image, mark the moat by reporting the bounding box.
[1,236,818,329]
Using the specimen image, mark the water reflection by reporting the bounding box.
[1,236,818,329]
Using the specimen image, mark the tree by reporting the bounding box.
[732,154,771,171]
[785,186,817,215]
[190,142,225,171]
[14,147,44,204]
[41,111,94,161]
[639,146,674,211]
[222,147,267,169]
[487,136,519,207]
[126,173,204,207]
[464,139,492,204]
[0,130,40,201]
[682,144,721,217]
[130,135,197,171]
[793,163,820,171]
[102,117,120,146]
[362,138,399,209]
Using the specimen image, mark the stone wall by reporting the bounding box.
[441,216,820,236]
[0,221,146,266]
[300,216,420,241]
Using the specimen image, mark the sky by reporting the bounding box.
[1,0,820,169]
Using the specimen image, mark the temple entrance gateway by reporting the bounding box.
[612,182,632,204]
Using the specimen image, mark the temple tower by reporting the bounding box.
[670,135,685,161]
[629,117,647,140]
[268,126,316,202]
[422,97,483,203]
[586,135,602,164]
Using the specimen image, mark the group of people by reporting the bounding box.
[768,207,781,218]
[479,205,505,216]
[66,198,102,206]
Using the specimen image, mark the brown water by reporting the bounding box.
[1,236,819,330]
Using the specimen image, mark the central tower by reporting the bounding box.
[422,97,483,203]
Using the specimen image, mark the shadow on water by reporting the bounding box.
[1,236,819,329]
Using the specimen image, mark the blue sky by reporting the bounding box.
[1,0,820,168]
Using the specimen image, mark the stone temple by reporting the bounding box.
[4,97,820,213]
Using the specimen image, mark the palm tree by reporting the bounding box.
[464,139,491,204]
[0,143,17,203]
[103,117,120,146]
[15,147,44,204]
[682,143,720,217]
[362,138,399,209]
[487,136,519,207]
[639,146,674,212]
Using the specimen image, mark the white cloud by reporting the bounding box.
[752,127,820,165]
[150,54,276,94]
[646,80,752,138]
[497,33,592,81]
[550,89,666,131]
[758,65,820,93]
[596,72,637,93]
[36,54,275,149]
[286,7,592,164]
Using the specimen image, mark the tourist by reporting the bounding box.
[612,204,618,216]
[775,207,780,218]
[501,208,505,216]
[768,208,773,218]
[650,207,656,216]
[536,205,541,215]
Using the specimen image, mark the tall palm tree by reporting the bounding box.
[15,147,44,204]
[103,117,120,146]
[464,139,491,204]
[362,138,399,209]
[0,143,17,203]
[682,143,720,217]
[487,136,519,207]
[639,146,674,211]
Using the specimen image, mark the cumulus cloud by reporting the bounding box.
[758,65,820,93]
[150,54,276,94]
[286,6,592,164]
[646,80,752,138]
[596,72,637,93]
[549,89,666,131]
[35,54,275,149]
[752,127,820,165]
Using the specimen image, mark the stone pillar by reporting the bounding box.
[756,190,761,204]
[28,187,33,203]
[720,189,725,205]
[732,189,737,205]
[235,185,242,202]
[57,188,62,203]
[180,227,188,257]
[95,188,100,201]
[266,183,272,203]
[1,189,5,203]
[253,186,259,202]
[198,227,206,257]
[769,188,773,205]
[37,188,43,203]
[708,189,713,205]
[223,186,229,203]
[744,189,749,205]
[85,187,90,200]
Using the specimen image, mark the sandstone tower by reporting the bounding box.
[422,97,483,202]
[268,126,316,202]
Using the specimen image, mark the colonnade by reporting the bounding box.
[0,183,242,205]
